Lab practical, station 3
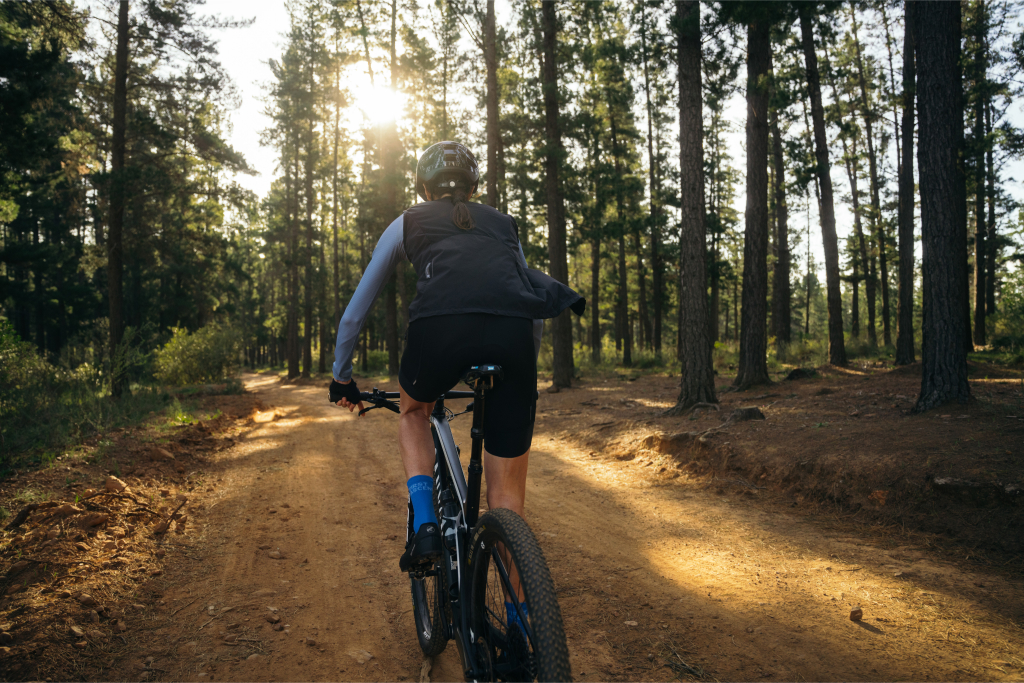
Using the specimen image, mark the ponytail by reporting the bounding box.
[450,188,474,230]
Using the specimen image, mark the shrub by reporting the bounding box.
[154,324,242,386]
[992,268,1024,350]
[0,320,169,469]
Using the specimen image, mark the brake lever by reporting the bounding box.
[358,400,400,417]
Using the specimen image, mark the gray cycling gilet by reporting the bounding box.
[403,200,585,322]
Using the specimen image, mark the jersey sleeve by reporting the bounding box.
[332,215,407,382]
[516,240,544,359]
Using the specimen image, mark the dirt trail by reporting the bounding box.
[114,373,1024,682]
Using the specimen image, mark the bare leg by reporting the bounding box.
[398,387,435,479]
[484,450,530,516]
[485,449,530,604]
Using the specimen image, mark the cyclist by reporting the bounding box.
[328,141,584,578]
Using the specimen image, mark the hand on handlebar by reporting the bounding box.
[329,379,366,415]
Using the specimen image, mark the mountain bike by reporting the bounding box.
[357,364,572,682]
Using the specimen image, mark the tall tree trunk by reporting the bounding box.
[671,0,716,411]
[880,2,903,163]
[633,228,651,350]
[318,232,328,375]
[734,19,772,390]
[985,97,997,315]
[769,105,791,346]
[640,2,663,356]
[836,113,874,344]
[850,8,892,346]
[708,116,721,344]
[541,0,574,388]
[850,238,861,338]
[840,136,869,340]
[303,128,315,378]
[805,213,813,337]
[610,111,631,366]
[484,0,500,208]
[332,41,342,329]
[913,1,971,412]
[972,0,988,346]
[590,237,601,364]
[799,7,847,366]
[384,0,400,376]
[617,233,630,364]
[287,149,301,380]
[709,229,720,343]
[107,0,129,397]
[896,1,917,365]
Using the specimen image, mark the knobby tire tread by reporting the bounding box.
[409,494,449,657]
[471,508,572,682]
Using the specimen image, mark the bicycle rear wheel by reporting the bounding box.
[468,508,571,682]
[408,500,449,657]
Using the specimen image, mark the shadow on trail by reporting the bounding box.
[191,374,1022,682]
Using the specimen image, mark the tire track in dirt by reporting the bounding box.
[116,373,1023,682]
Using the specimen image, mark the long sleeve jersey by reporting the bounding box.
[332,214,543,382]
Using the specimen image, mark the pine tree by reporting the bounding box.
[541,0,573,389]
[798,4,847,367]
[735,15,772,390]
[670,0,716,412]
[895,1,917,365]
[913,1,971,412]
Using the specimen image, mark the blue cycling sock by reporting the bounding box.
[505,601,529,630]
[407,475,437,531]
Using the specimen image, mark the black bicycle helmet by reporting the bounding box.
[415,141,480,200]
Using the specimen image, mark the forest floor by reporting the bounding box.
[0,365,1022,682]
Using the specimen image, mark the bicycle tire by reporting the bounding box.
[468,508,572,682]
[408,499,449,657]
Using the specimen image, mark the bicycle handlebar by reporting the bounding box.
[354,388,475,417]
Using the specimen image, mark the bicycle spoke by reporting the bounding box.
[489,547,536,648]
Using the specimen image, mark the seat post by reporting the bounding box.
[464,381,486,528]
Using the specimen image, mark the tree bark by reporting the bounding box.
[972,0,987,347]
[633,228,651,350]
[799,7,847,366]
[541,0,574,388]
[913,1,971,412]
[332,56,341,329]
[617,232,630,365]
[640,3,663,356]
[485,0,500,209]
[769,105,791,346]
[670,0,716,412]
[287,147,301,380]
[303,127,315,378]
[734,19,772,390]
[850,9,891,346]
[590,237,601,364]
[896,1,916,365]
[107,0,129,397]
[841,134,871,342]
[985,97,996,315]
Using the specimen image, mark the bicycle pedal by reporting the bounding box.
[409,568,437,580]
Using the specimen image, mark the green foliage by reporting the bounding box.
[991,268,1024,350]
[0,320,170,470]
[356,350,390,377]
[154,325,242,386]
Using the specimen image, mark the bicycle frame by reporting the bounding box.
[429,384,488,679]
[359,373,520,680]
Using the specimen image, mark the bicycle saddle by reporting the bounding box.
[462,364,503,389]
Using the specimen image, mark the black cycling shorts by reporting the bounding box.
[399,314,536,458]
